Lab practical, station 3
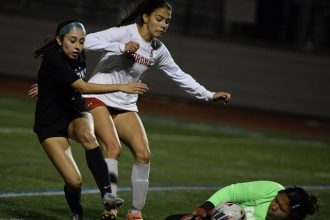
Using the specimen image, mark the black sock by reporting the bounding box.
[85,147,111,198]
[64,184,83,215]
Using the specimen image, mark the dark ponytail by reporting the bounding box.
[33,20,85,58]
[118,0,172,27]
[308,194,320,215]
[32,37,57,59]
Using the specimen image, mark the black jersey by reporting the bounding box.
[34,47,87,136]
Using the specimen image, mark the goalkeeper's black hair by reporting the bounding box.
[279,186,320,220]
[117,0,172,27]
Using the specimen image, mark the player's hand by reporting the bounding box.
[120,82,148,94]
[191,208,208,219]
[212,92,231,104]
[124,41,140,54]
[178,207,209,220]
[28,83,38,98]
[179,214,195,220]
[179,214,205,220]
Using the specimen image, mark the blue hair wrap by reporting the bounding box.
[58,22,86,36]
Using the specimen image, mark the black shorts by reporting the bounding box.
[36,128,68,143]
[34,110,87,143]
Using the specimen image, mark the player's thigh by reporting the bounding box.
[68,112,97,149]
[90,106,121,153]
[42,137,81,186]
[114,112,150,161]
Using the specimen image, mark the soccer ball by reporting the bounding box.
[211,202,246,220]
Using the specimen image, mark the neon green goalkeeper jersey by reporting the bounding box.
[207,181,285,220]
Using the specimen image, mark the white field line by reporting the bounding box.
[1,185,330,198]
[0,127,329,199]
[0,127,32,134]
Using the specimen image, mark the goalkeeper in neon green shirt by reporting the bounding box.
[165,181,319,220]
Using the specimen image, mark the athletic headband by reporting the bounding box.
[58,22,86,36]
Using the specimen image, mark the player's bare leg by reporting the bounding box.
[114,111,150,220]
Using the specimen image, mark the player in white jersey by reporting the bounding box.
[83,1,231,219]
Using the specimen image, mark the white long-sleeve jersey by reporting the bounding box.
[84,23,214,112]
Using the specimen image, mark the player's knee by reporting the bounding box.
[79,128,97,146]
[66,176,82,189]
[102,141,122,158]
[135,148,151,164]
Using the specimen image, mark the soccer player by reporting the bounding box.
[165,180,320,220]
[32,20,148,220]
[83,0,231,219]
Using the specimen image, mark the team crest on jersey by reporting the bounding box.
[74,66,87,79]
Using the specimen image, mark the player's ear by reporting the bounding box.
[56,36,62,46]
[143,13,149,23]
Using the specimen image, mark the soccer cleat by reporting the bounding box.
[69,210,83,220]
[101,209,118,220]
[125,210,143,220]
[103,193,124,210]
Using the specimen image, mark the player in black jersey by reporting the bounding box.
[32,20,148,220]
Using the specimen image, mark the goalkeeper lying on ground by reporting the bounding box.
[165,180,320,220]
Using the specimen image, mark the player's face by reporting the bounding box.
[266,192,291,220]
[143,7,171,39]
[56,28,85,59]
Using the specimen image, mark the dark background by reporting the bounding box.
[1,0,330,120]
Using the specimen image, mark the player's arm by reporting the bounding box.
[71,79,148,94]
[207,181,284,206]
[156,46,231,104]
[27,78,149,97]
[84,26,129,53]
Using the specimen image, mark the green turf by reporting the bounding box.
[0,95,329,220]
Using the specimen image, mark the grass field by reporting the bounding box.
[0,95,329,220]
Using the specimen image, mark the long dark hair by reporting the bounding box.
[118,0,172,27]
[33,20,85,58]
